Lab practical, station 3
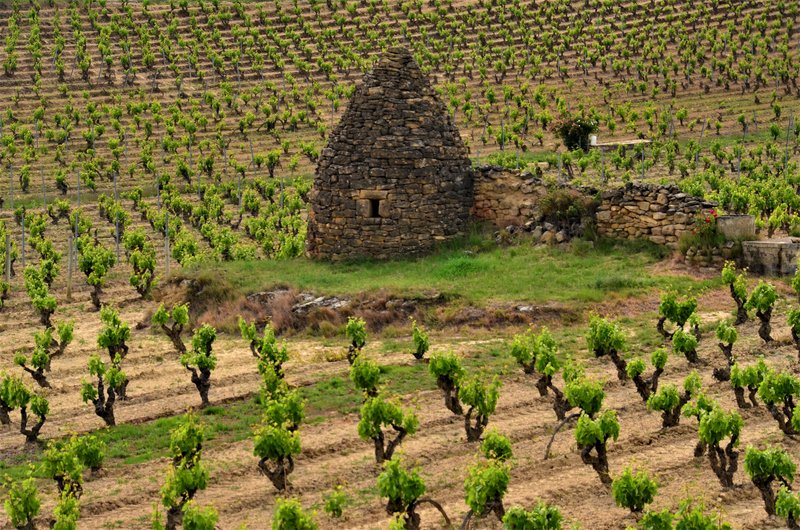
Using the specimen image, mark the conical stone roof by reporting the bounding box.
[306,47,473,260]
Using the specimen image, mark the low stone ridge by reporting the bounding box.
[595,182,716,248]
[306,47,473,260]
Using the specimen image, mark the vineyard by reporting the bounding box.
[1,0,800,528]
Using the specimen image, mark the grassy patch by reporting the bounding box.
[186,237,716,305]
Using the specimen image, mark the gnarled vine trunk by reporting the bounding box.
[580,441,612,485]
[436,376,462,416]
[258,455,294,491]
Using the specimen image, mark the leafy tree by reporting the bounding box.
[481,429,513,462]
[612,467,657,513]
[586,316,627,382]
[429,351,465,415]
[153,303,189,355]
[80,354,126,426]
[746,281,778,343]
[2,475,40,530]
[253,421,300,491]
[626,348,668,403]
[698,407,742,488]
[181,324,217,408]
[377,457,450,530]
[240,318,289,376]
[463,460,509,525]
[656,292,697,339]
[744,446,796,516]
[23,266,56,327]
[647,371,701,428]
[272,498,317,530]
[510,327,562,397]
[713,321,737,381]
[575,409,619,485]
[158,414,209,530]
[350,355,381,398]
[671,329,699,364]
[345,316,366,364]
[357,396,418,464]
[758,368,800,435]
[502,503,563,530]
[459,376,501,442]
[76,235,116,310]
[730,358,767,409]
[410,318,429,360]
[721,262,748,325]
[123,228,156,298]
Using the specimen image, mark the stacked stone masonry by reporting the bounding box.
[305,47,473,260]
[472,167,716,249]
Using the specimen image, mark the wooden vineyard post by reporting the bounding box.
[5,233,10,284]
[66,233,73,302]
[164,211,170,277]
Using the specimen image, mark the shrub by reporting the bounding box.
[656,292,697,338]
[647,372,701,429]
[272,498,317,530]
[42,439,83,496]
[611,467,657,513]
[586,316,627,381]
[80,354,126,426]
[410,319,429,360]
[357,396,418,464]
[253,422,301,491]
[776,488,800,529]
[789,309,800,360]
[463,460,509,523]
[553,114,597,151]
[731,358,767,409]
[322,486,348,519]
[350,355,381,398]
[345,316,366,364]
[575,410,619,485]
[70,434,106,472]
[459,376,501,442]
[153,303,189,355]
[626,348,668,403]
[744,446,796,516]
[240,318,289,376]
[502,503,563,530]
[17,390,48,444]
[746,281,778,343]
[3,475,40,530]
[97,306,130,361]
[76,235,116,310]
[429,351,465,415]
[180,501,218,530]
[377,457,425,517]
[698,407,742,488]
[758,368,800,435]
[672,329,699,364]
[181,324,217,408]
[510,327,562,397]
[52,488,80,530]
[481,429,513,462]
[159,414,209,530]
[123,228,156,298]
[714,321,738,381]
[23,266,56,327]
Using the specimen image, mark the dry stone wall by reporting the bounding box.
[472,167,716,249]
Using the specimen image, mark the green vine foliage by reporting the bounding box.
[611,467,657,513]
[377,457,426,515]
[272,498,318,530]
[350,355,381,398]
[464,460,510,518]
[123,228,157,298]
[76,234,116,309]
[357,396,418,464]
[160,414,209,530]
[410,318,429,360]
[575,410,620,449]
[502,503,563,530]
[658,292,697,328]
[586,316,625,357]
[2,475,40,530]
[481,429,513,462]
[239,318,289,376]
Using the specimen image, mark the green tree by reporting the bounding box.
[776,487,800,529]
[357,396,418,464]
[181,324,217,408]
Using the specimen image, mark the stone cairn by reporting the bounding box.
[306,47,473,260]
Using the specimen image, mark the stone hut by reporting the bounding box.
[305,47,473,260]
